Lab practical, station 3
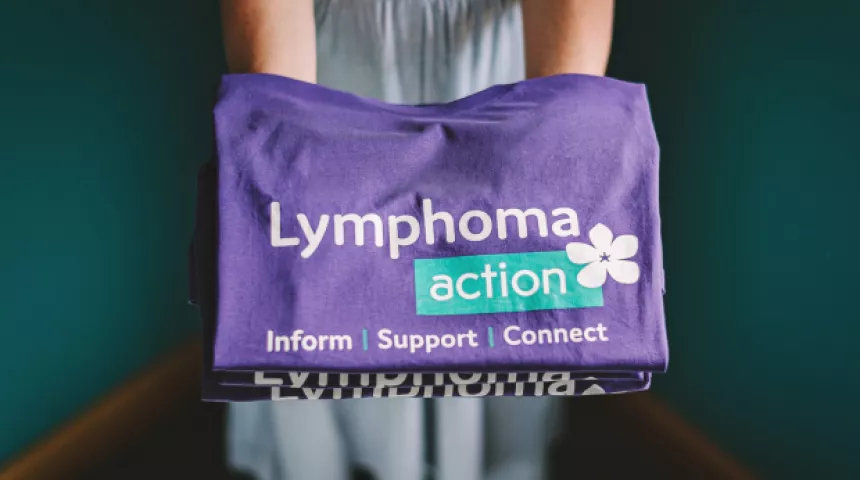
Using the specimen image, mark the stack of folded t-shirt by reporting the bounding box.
[188,73,669,401]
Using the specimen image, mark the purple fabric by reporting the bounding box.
[194,72,668,398]
[204,378,651,402]
[196,288,651,400]
[217,370,645,387]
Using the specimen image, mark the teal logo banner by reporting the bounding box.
[414,251,603,316]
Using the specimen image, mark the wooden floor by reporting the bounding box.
[2,337,750,480]
[81,396,707,480]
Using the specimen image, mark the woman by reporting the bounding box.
[220,2,613,479]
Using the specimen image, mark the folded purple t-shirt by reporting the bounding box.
[217,370,645,388]
[206,378,651,402]
[197,72,668,380]
[195,297,650,401]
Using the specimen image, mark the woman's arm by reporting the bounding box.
[522,0,614,78]
[220,0,317,83]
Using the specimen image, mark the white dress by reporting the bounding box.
[227,2,560,479]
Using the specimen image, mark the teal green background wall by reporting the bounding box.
[609,2,859,478]
[1,1,858,477]
[0,0,223,464]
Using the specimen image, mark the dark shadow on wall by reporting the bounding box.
[608,1,860,478]
[0,0,225,465]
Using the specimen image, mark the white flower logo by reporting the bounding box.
[565,223,640,288]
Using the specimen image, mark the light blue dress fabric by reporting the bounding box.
[226,1,560,479]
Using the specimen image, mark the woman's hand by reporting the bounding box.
[220,0,317,83]
[522,0,614,78]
